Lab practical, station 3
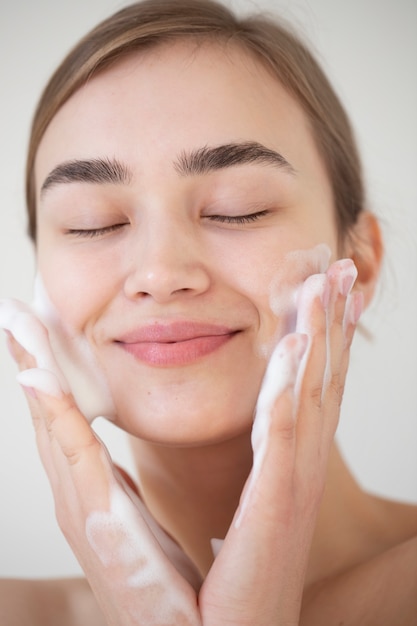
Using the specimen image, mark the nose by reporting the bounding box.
[123,219,211,303]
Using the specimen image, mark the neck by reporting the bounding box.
[306,444,379,585]
[130,431,253,574]
[130,435,371,581]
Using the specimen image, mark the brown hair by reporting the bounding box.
[26,0,365,242]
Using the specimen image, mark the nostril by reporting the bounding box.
[123,260,211,303]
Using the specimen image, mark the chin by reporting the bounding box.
[100,343,266,445]
[111,395,255,447]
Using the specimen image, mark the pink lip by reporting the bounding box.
[115,322,239,366]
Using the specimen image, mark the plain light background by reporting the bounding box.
[0,0,416,578]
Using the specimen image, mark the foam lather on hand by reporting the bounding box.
[0,298,70,395]
[0,276,116,422]
[234,332,307,528]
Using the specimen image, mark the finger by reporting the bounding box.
[240,332,308,526]
[84,480,201,625]
[295,260,358,455]
[202,262,363,624]
[3,301,201,621]
[201,334,308,624]
[336,289,364,404]
[17,369,201,618]
[4,331,36,369]
[0,298,69,393]
[17,368,109,513]
[319,260,358,442]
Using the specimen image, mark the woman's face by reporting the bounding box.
[34,42,339,444]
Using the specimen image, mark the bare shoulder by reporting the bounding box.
[0,577,105,626]
[370,493,417,549]
[302,531,417,626]
[302,493,417,625]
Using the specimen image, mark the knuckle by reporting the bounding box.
[62,433,101,467]
[328,372,344,407]
[310,385,323,409]
[275,422,296,441]
[44,397,75,435]
[270,398,297,441]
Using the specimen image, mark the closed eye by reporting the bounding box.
[66,223,129,238]
[205,209,270,224]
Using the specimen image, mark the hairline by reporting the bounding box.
[27,19,357,246]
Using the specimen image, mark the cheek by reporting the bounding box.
[36,247,119,334]
[224,242,333,356]
[31,257,118,422]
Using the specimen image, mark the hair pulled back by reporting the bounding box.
[26,0,365,241]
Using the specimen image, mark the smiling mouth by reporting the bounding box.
[115,322,240,367]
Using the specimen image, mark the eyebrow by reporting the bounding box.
[40,141,295,196]
[40,157,132,196]
[174,141,296,176]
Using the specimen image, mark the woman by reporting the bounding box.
[1,0,416,624]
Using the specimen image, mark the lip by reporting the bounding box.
[115,321,240,367]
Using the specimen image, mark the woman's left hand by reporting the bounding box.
[199,258,363,625]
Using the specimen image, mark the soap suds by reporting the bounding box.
[210,537,224,558]
[257,244,331,360]
[31,275,116,421]
[0,276,116,422]
[86,482,200,624]
[0,298,69,394]
[235,332,307,528]
[268,243,331,317]
[17,368,64,398]
[237,252,360,530]
[237,245,333,528]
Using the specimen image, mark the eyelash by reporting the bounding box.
[206,209,269,224]
[66,210,269,238]
[66,223,128,239]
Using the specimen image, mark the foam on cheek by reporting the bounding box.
[236,245,331,527]
[258,243,331,359]
[31,276,116,422]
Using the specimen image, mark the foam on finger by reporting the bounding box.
[235,333,307,528]
[17,368,64,399]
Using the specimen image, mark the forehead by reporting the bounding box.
[35,41,326,193]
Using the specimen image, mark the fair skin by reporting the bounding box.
[1,42,416,625]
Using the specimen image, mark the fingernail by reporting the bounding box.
[351,291,364,325]
[20,385,37,399]
[321,277,330,308]
[3,330,15,358]
[339,269,356,297]
[294,332,309,362]
[345,291,364,326]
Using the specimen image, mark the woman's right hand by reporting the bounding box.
[1,301,202,625]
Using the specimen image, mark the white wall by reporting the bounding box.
[0,0,416,578]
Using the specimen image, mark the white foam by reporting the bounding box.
[0,276,116,422]
[0,298,69,395]
[16,368,64,398]
[268,243,331,319]
[210,537,224,558]
[237,244,332,527]
[31,276,116,421]
[256,244,331,360]
[85,483,200,624]
[235,333,307,528]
